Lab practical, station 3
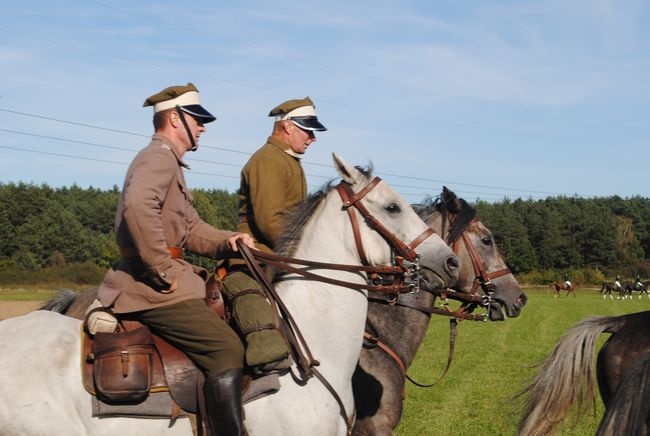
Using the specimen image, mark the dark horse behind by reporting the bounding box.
[518,310,650,436]
[351,186,527,435]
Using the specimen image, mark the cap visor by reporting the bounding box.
[290,116,327,131]
[181,105,217,123]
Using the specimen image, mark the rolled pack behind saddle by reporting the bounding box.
[81,271,279,420]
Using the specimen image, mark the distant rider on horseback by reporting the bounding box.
[614,275,622,291]
[563,272,571,290]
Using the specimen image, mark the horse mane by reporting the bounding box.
[275,165,374,258]
[413,191,477,245]
[38,288,78,312]
[275,186,331,257]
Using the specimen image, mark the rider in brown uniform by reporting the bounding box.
[97,83,252,436]
[222,97,327,374]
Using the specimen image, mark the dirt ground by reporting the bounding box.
[0,301,45,321]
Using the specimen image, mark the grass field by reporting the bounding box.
[1,285,647,434]
[395,287,649,435]
[0,286,60,301]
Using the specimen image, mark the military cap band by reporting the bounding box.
[143,83,216,123]
[153,91,200,113]
[274,104,317,121]
[269,96,327,131]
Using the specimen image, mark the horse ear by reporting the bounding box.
[441,186,458,207]
[442,186,464,214]
[333,153,362,185]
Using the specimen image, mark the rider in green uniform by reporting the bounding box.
[222,97,327,374]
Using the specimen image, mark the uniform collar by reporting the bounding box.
[153,133,191,169]
[268,136,303,159]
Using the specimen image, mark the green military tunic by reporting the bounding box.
[236,136,307,253]
[221,136,304,367]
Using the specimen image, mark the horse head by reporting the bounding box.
[418,186,527,320]
[331,154,459,291]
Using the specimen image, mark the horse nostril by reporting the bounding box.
[445,256,460,279]
[518,292,528,306]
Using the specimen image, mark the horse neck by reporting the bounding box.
[275,192,370,378]
[367,291,435,366]
[291,200,358,264]
[359,210,447,367]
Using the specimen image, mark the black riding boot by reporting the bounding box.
[203,368,245,436]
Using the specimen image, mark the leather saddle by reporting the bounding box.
[81,272,278,419]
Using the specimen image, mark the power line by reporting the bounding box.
[1,108,569,197]
[0,143,556,201]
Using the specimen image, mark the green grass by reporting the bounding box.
[395,287,648,435]
[3,284,646,434]
[0,286,61,301]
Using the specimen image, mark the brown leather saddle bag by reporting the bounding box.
[88,326,156,404]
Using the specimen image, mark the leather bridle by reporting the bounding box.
[236,176,440,434]
[452,217,512,301]
[363,211,514,391]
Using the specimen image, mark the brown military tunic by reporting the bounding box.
[235,136,307,253]
[98,133,237,313]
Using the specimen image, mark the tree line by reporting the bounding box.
[1,182,648,285]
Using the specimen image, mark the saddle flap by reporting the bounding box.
[152,336,200,411]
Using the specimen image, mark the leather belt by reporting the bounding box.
[120,246,184,259]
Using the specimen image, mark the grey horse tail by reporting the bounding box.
[39,288,78,313]
[517,315,626,436]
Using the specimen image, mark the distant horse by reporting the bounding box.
[518,310,650,436]
[600,282,619,299]
[626,281,650,300]
[551,281,577,298]
[0,155,459,436]
[351,187,527,435]
[621,282,634,300]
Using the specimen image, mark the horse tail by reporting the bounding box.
[596,352,650,436]
[518,315,626,436]
[39,288,79,313]
[600,283,605,293]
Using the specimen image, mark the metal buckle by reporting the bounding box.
[402,255,421,293]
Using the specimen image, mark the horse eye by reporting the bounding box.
[482,236,493,246]
[386,203,401,214]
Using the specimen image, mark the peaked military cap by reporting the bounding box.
[269,97,326,131]
[143,83,216,123]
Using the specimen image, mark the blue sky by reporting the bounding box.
[1,0,649,202]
